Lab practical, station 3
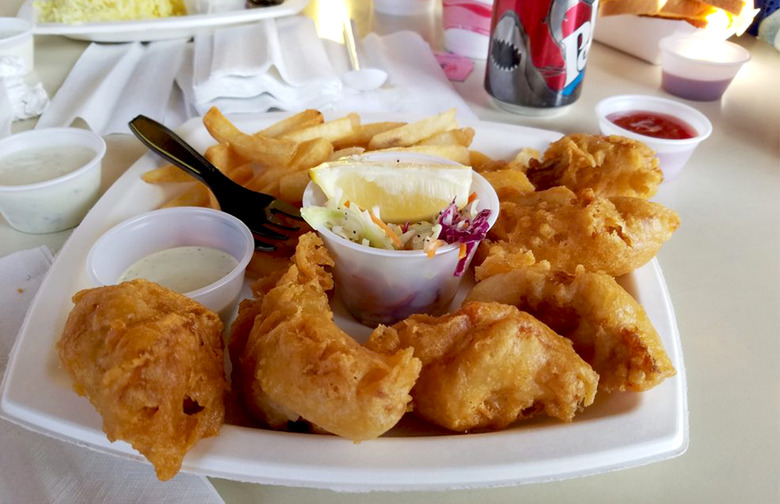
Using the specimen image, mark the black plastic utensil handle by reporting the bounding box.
[128,115,231,191]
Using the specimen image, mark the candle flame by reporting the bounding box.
[701,1,760,39]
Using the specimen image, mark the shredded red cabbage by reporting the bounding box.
[437,199,491,277]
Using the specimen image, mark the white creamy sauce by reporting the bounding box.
[118,246,238,293]
[0,145,96,186]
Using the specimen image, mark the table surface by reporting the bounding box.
[2,1,779,503]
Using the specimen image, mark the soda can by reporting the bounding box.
[484,0,599,116]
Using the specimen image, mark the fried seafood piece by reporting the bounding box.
[232,233,421,440]
[465,260,676,392]
[365,302,598,432]
[57,279,226,480]
[527,134,663,198]
[488,186,680,276]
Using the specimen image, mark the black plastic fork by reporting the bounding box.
[129,115,301,251]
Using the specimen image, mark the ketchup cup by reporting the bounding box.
[596,95,712,181]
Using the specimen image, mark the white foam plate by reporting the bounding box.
[17,0,309,42]
[0,113,688,491]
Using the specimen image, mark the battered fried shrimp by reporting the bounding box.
[527,134,663,198]
[465,261,676,392]
[488,186,680,276]
[366,302,598,432]
[58,280,226,480]
[232,233,421,441]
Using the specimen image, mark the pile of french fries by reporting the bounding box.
[142,107,479,209]
[141,107,537,278]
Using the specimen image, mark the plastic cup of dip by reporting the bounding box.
[86,207,254,317]
[659,35,751,101]
[596,94,712,181]
[302,152,499,327]
[0,17,34,74]
[0,127,106,234]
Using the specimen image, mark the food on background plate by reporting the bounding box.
[486,186,680,277]
[57,279,226,480]
[598,0,758,29]
[34,0,187,24]
[525,134,664,199]
[468,252,676,392]
[365,302,599,432]
[230,233,422,440]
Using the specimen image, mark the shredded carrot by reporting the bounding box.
[458,243,467,260]
[467,192,477,204]
[369,210,402,248]
[425,239,444,258]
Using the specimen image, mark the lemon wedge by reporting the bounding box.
[309,160,472,223]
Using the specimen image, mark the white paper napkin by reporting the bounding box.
[0,247,225,504]
[36,40,188,136]
[189,16,343,115]
[0,55,49,124]
[185,18,478,123]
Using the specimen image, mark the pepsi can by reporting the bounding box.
[485,0,599,115]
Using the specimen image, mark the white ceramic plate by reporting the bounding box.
[0,113,688,491]
[17,0,309,42]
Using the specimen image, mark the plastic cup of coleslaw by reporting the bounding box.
[302,153,499,327]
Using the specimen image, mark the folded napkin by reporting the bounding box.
[36,40,188,136]
[188,16,343,115]
[0,247,224,503]
[183,17,478,123]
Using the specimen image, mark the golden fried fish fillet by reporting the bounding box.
[232,232,421,441]
[465,260,676,392]
[58,279,226,480]
[487,186,680,276]
[365,301,598,432]
[527,134,663,198]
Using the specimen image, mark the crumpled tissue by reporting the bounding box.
[0,55,48,124]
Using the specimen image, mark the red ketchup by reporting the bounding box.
[607,111,697,140]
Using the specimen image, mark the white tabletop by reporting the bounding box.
[2,1,779,503]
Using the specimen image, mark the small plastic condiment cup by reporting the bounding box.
[596,94,713,181]
[86,207,254,317]
[659,35,751,101]
[302,152,500,327]
[0,127,106,233]
[0,17,34,74]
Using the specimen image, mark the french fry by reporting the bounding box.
[288,137,334,172]
[333,121,405,150]
[204,143,247,173]
[367,109,457,150]
[378,144,470,165]
[259,109,324,138]
[161,183,212,208]
[203,107,296,167]
[418,127,475,148]
[279,171,312,204]
[482,170,535,200]
[469,150,509,173]
[279,114,359,144]
[142,165,194,183]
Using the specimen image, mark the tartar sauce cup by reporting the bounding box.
[596,94,713,181]
[86,207,254,317]
[302,152,500,327]
[0,127,106,233]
